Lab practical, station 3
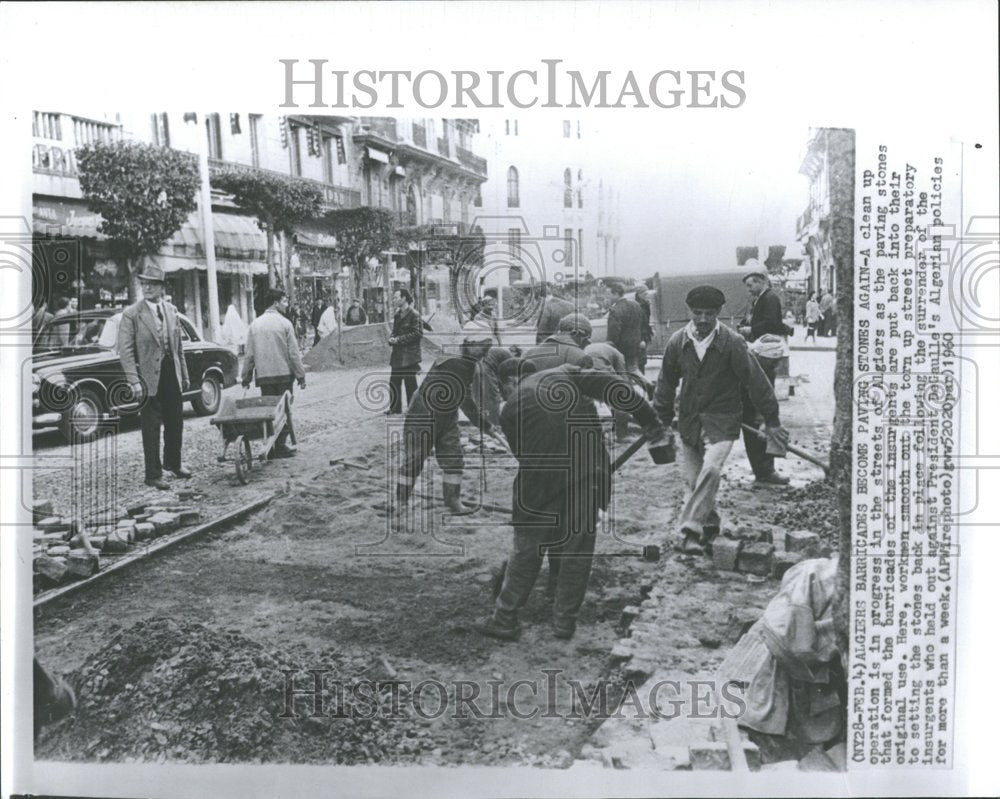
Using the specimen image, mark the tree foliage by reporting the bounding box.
[324,207,398,266]
[76,141,200,261]
[211,169,324,235]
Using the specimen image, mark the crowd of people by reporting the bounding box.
[111,262,798,642]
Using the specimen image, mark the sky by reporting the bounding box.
[589,114,811,277]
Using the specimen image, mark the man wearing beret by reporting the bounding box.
[738,262,793,486]
[654,285,788,555]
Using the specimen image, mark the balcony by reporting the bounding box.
[358,117,399,142]
[456,146,487,177]
[32,113,122,179]
[207,157,361,209]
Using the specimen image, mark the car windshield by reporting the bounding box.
[37,315,121,350]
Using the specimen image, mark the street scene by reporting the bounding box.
[30,112,853,772]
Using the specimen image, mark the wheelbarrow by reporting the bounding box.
[210,390,296,484]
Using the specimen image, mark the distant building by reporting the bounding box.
[796,127,856,296]
[475,117,620,297]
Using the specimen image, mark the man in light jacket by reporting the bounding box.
[241,288,306,458]
[118,263,191,490]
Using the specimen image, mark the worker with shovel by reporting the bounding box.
[391,337,508,529]
[477,359,668,641]
[654,285,790,556]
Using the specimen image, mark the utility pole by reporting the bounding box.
[189,114,221,343]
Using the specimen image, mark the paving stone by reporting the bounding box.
[41,531,70,544]
[116,517,136,529]
[176,488,199,500]
[785,529,820,555]
[772,551,805,580]
[688,740,760,771]
[712,537,743,571]
[102,531,129,554]
[47,544,71,556]
[66,550,100,578]
[36,516,71,533]
[737,542,775,576]
[147,511,180,533]
[34,555,68,584]
[133,522,156,541]
[89,535,107,551]
[32,499,53,521]
[126,504,147,518]
[177,509,201,526]
[610,642,634,661]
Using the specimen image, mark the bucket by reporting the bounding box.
[648,440,676,464]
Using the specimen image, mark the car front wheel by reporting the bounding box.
[59,387,104,443]
[192,372,222,416]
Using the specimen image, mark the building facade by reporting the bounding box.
[32,112,488,336]
[796,127,856,297]
[474,116,621,298]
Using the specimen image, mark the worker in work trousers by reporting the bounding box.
[393,339,501,525]
[477,362,665,641]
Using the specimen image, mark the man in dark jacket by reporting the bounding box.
[535,284,576,344]
[387,289,422,414]
[634,285,654,374]
[477,362,666,641]
[738,263,793,486]
[606,281,644,372]
[311,297,328,345]
[345,297,367,326]
[523,312,592,371]
[392,337,497,524]
[655,285,788,555]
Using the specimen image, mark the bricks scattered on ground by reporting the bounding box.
[785,529,820,555]
[737,542,775,576]
[712,537,744,571]
[772,551,805,580]
[32,492,210,591]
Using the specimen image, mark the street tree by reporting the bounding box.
[211,169,324,302]
[324,207,398,307]
[76,140,200,301]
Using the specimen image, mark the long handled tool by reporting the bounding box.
[740,423,829,475]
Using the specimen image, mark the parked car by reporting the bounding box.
[33,309,239,443]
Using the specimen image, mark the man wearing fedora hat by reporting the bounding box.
[118,261,191,490]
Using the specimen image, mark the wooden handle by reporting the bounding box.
[740,423,829,474]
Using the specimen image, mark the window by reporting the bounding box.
[289,125,302,176]
[515,120,519,135]
[442,189,451,223]
[507,166,520,208]
[563,120,571,138]
[150,113,170,147]
[473,186,482,208]
[205,113,223,159]
[249,114,262,167]
[508,228,521,256]
[578,229,584,268]
[322,135,335,183]
[505,120,510,135]
[576,120,581,139]
[563,168,573,208]
[564,229,574,268]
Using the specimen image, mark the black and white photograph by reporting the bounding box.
[2,2,998,797]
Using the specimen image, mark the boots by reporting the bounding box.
[442,482,475,515]
[475,611,521,641]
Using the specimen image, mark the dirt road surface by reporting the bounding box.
[35,350,836,765]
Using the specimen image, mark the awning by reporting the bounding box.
[366,147,390,164]
[160,212,268,275]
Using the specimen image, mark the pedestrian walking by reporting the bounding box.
[634,285,654,374]
[738,262,793,487]
[805,292,822,344]
[819,290,836,337]
[535,284,575,344]
[392,337,499,526]
[240,288,306,459]
[117,263,191,490]
[387,288,422,415]
[654,285,789,556]
[311,296,329,345]
[477,360,666,641]
[220,303,248,355]
[606,281,644,373]
[345,297,367,326]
